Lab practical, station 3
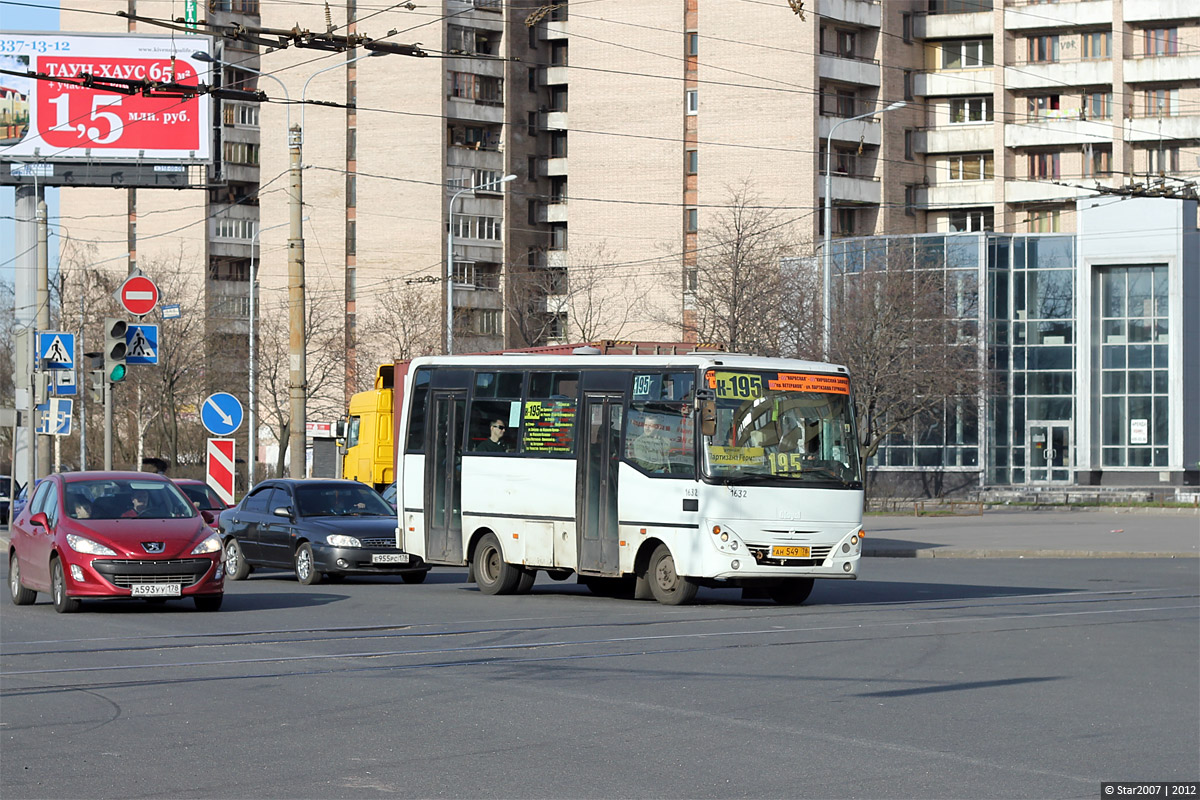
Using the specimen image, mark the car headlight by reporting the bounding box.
[326,534,362,548]
[66,534,116,556]
[191,533,221,555]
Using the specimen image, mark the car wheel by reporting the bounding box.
[645,544,698,606]
[224,539,250,581]
[768,578,815,605]
[294,542,321,585]
[400,570,427,585]
[193,595,223,612]
[51,558,81,614]
[9,552,36,606]
[474,533,521,595]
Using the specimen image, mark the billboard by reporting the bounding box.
[0,32,213,163]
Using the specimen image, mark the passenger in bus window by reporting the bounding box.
[476,419,510,452]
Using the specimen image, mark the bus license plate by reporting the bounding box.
[771,546,811,558]
[131,583,181,597]
[372,553,410,564]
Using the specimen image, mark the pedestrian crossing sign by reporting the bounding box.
[126,324,159,365]
[38,331,75,369]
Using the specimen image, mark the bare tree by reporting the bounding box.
[354,279,442,392]
[255,288,345,477]
[689,182,812,356]
[830,246,981,468]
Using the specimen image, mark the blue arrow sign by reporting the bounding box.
[126,324,159,365]
[38,331,75,369]
[201,392,244,436]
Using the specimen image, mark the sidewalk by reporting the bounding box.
[863,508,1199,558]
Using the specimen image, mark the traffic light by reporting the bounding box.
[103,317,128,383]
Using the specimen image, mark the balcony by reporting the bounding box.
[819,115,881,147]
[817,0,880,28]
[1003,0,1111,30]
[446,98,504,125]
[1124,54,1200,84]
[919,182,994,208]
[917,124,994,154]
[913,69,993,97]
[544,156,568,177]
[544,66,569,86]
[914,11,992,39]
[540,201,568,223]
[1004,179,1099,204]
[818,55,881,87]
[1124,0,1197,22]
[1005,117,1117,148]
[544,110,568,131]
[541,19,568,40]
[1003,59,1111,90]
[819,174,882,204]
[1124,113,1200,143]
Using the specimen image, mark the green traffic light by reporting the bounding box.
[110,364,127,382]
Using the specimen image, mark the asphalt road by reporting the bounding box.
[2,559,1197,799]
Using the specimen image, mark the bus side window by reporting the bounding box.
[405,370,432,453]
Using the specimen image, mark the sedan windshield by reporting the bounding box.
[702,369,862,488]
[294,485,394,517]
[66,479,198,520]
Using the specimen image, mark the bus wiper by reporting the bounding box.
[721,474,778,486]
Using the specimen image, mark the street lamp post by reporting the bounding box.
[446,174,517,354]
[823,100,907,360]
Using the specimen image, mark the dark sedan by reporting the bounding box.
[218,479,428,585]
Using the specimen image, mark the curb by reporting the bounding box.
[864,548,1198,559]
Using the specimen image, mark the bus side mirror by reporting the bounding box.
[700,399,717,438]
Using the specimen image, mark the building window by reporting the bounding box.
[950,96,993,124]
[527,111,538,136]
[1146,146,1180,174]
[451,72,503,105]
[822,87,858,117]
[949,208,993,232]
[550,131,567,157]
[1083,147,1112,178]
[1143,28,1178,57]
[549,224,567,250]
[1029,152,1061,180]
[836,207,855,235]
[686,89,698,115]
[1028,209,1060,232]
[549,86,568,112]
[1027,94,1061,121]
[222,102,259,127]
[1085,92,1112,120]
[821,27,856,59]
[223,142,260,165]
[551,41,568,66]
[941,39,992,69]
[1027,35,1060,63]
[478,216,501,241]
[1143,88,1177,117]
[685,207,698,232]
[686,31,698,57]
[214,218,258,240]
[1082,31,1111,60]
[948,153,994,181]
[685,148,698,175]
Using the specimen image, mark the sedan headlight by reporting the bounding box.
[326,534,362,548]
[191,533,221,555]
[66,534,116,556]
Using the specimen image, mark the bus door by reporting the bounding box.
[425,391,466,564]
[577,393,622,575]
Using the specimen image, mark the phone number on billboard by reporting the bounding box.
[0,39,73,53]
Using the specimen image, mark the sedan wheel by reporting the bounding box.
[51,558,81,614]
[294,542,321,585]
[9,553,37,605]
[224,539,250,581]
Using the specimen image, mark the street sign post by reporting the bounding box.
[201,392,244,436]
[126,324,159,365]
[206,438,236,506]
[118,275,160,317]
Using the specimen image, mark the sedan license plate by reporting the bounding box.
[131,583,181,597]
[372,553,410,564]
[771,545,811,559]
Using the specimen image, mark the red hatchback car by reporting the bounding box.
[7,471,225,613]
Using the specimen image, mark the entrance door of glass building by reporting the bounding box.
[1027,423,1072,483]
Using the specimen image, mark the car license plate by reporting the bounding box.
[771,546,811,558]
[131,583,181,597]
[372,553,410,564]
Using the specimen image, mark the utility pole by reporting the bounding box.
[288,123,306,478]
[35,198,50,479]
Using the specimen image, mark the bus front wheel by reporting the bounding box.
[475,533,522,595]
[645,544,698,606]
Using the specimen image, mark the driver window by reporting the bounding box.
[625,372,695,477]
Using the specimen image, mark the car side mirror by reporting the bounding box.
[272,506,293,518]
[201,510,216,525]
[30,511,49,529]
[700,399,717,438]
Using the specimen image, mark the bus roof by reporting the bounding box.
[406,352,849,374]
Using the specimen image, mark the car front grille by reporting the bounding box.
[358,538,399,549]
[92,559,213,588]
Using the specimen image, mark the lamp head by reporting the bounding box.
[192,51,217,63]
[885,100,907,111]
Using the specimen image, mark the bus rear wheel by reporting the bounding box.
[768,578,815,605]
[475,533,522,595]
[645,544,698,606]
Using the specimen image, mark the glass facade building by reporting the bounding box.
[828,198,1198,490]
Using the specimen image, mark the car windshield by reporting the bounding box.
[702,369,863,489]
[178,483,224,511]
[294,485,394,517]
[66,479,198,520]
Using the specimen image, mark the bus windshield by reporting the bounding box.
[702,369,862,488]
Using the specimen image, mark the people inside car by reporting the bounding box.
[122,489,150,518]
